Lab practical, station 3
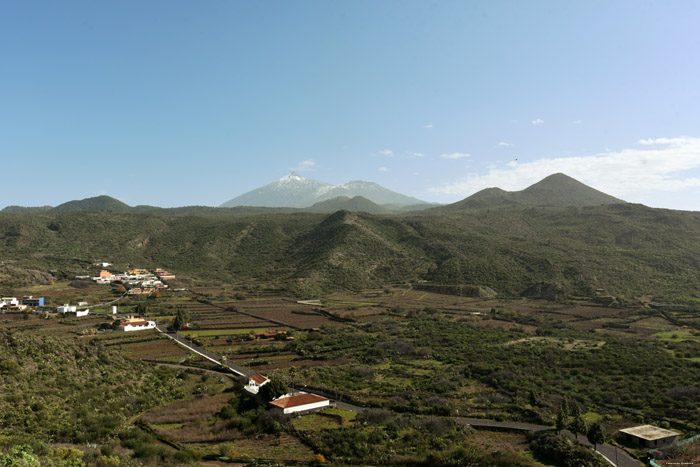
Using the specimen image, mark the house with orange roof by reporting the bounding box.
[269,392,330,414]
[117,318,156,332]
[244,373,270,395]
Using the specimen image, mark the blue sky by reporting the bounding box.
[2,1,700,210]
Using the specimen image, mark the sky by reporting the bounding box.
[2,0,700,210]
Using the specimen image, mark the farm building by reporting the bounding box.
[269,392,330,414]
[117,318,156,332]
[620,425,680,448]
[67,309,90,317]
[57,304,77,313]
[22,296,44,307]
[244,374,270,395]
[1,297,19,307]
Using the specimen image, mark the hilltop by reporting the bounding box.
[433,173,625,212]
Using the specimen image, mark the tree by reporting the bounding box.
[172,308,189,331]
[260,378,288,401]
[561,398,570,416]
[529,390,538,407]
[135,303,148,317]
[289,366,297,393]
[569,412,587,439]
[556,406,568,434]
[587,421,605,450]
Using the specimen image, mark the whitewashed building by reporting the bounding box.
[117,318,156,332]
[1,297,19,308]
[269,392,330,414]
[244,374,270,395]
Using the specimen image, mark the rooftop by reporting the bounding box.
[269,393,328,409]
[249,374,270,385]
[620,425,680,441]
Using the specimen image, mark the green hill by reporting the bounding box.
[51,195,132,213]
[2,202,700,300]
[435,173,625,212]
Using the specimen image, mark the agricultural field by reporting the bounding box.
[1,279,700,465]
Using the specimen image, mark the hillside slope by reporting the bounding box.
[1,204,700,299]
[435,173,625,212]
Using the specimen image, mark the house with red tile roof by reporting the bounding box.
[244,373,270,395]
[117,318,156,332]
[269,392,330,414]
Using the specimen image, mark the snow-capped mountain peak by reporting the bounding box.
[220,173,428,208]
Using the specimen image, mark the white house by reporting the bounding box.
[118,318,156,332]
[57,304,77,314]
[1,297,19,307]
[244,374,270,395]
[67,309,90,317]
[269,392,330,414]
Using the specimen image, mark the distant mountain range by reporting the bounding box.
[1,173,625,215]
[4,172,700,300]
[220,173,430,208]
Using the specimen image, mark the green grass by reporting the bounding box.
[181,328,270,337]
[654,329,700,342]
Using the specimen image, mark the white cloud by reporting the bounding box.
[430,136,700,201]
[378,149,394,156]
[424,124,433,128]
[378,166,389,172]
[413,152,425,157]
[531,118,544,126]
[573,119,583,124]
[440,152,471,160]
[498,142,515,147]
[293,160,317,171]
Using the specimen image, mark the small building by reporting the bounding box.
[1,297,19,307]
[57,304,77,314]
[99,270,113,278]
[245,374,270,395]
[620,425,680,448]
[22,296,44,307]
[269,392,330,414]
[127,268,150,276]
[67,309,90,317]
[118,318,156,332]
[156,270,177,280]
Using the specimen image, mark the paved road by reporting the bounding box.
[155,324,251,378]
[567,432,642,467]
[458,418,550,432]
[154,323,641,466]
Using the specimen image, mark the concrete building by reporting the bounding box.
[245,374,270,395]
[269,392,330,414]
[620,425,680,448]
[22,296,44,307]
[117,318,156,332]
[1,297,19,307]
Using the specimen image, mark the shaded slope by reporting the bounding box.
[306,196,390,214]
[1,204,700,299]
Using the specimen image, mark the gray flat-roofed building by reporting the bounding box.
[619,425,680,448]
